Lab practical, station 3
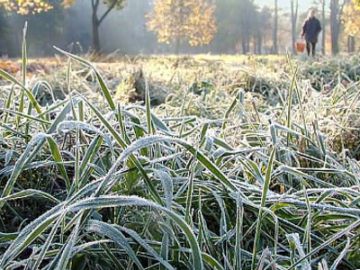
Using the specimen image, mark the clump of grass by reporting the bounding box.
[0,37,360,269]
[299,55,360,91]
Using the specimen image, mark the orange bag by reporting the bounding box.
[295,40,306,53]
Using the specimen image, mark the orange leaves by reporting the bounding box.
[0,60,52,76]
[147,0,217,47]
[0,61,19,74]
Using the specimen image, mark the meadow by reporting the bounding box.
[0,49,359,269]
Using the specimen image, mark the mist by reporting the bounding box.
[0,0,346,57]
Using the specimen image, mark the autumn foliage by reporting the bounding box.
[0,0,53,14]
[343,0,360,37]
[0,0,78,14]
[147,0,217,47]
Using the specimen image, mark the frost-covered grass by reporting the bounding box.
[0,46,359,269]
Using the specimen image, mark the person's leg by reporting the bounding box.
[306,42,311,56]
[312,42,316,57]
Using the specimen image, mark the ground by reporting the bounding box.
[0,54,359,269]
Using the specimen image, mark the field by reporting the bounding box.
[0,51,360,269]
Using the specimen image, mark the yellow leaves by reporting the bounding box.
[62,0,76,9]
[147,0,217,47]
[103,0,125,10]
[0,0,76,14]
[356,0,360,9]
[0,0,53,15]
[343,0,360,36]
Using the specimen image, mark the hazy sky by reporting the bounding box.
[255,0,318,12]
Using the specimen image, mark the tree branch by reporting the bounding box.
[98,0,118,25]
[91,0,98,9]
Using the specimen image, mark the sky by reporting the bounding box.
[255,0,319,12]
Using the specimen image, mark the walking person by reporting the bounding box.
[301,9,322,57]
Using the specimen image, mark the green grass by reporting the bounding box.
[0,41,360,269]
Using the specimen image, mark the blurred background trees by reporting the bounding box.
[0,0,359,57]
[343,0,360,52]
[0,0,53,14]
[146,0,216,54]
[290,0,299,55]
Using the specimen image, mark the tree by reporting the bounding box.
[258,6,273,54]
[147,0,217,53]
[0,0,62,55]
[207,0,268,54]
[0,9,12,56]
[90,0,125,53]
[290,0,298,54]
[253,7,271,54]
[343,0,360,35]
[238,0,258,54]
[343,0,360,52]
[1,0,126,53]
[314,0,326,54]
[321,0,326,55]
[330,0,346,55]
[0,0,53,14]
[63,0,126,52]
[272,0,278,54]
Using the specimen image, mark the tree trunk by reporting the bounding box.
[258,35,262,54]
[246,35,250,53]
[348,36,355,53]
[321,0,326,55]
[92,0,101,53]
[174,37,180,55]
[256,34,262,54]
[272,0,278,54]
[291,0,298,54]
[330,0,342,55]
[92,19,100,53]
[91,0,117,53]
[242,40,247,54]
[253,36,257,54]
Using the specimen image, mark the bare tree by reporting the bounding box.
[272,0,278,54]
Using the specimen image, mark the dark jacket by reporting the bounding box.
[302,17,322,43]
